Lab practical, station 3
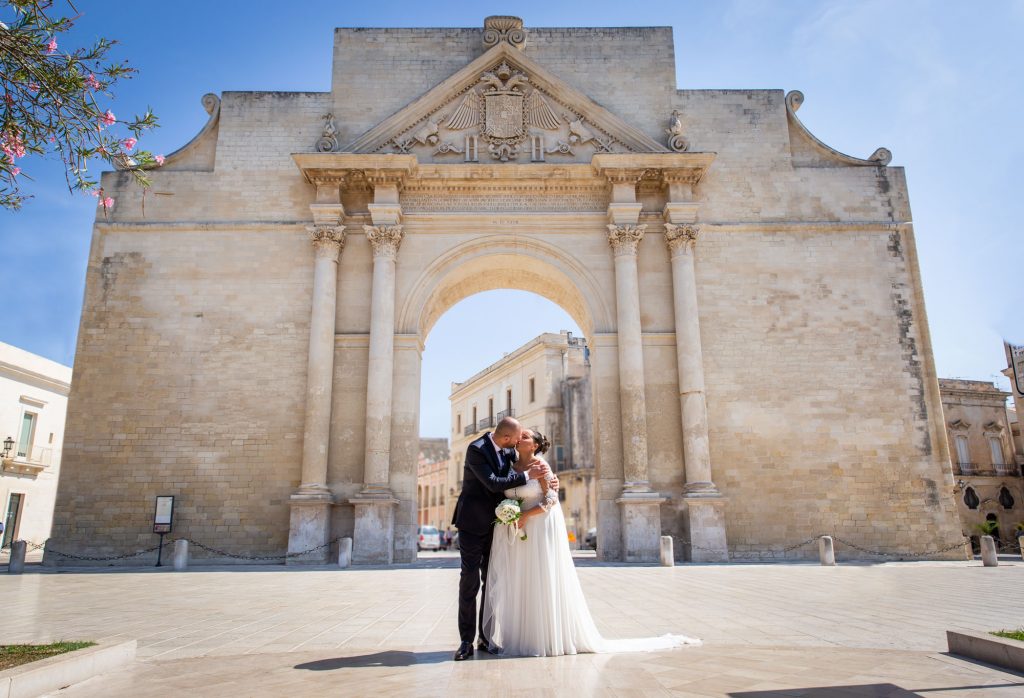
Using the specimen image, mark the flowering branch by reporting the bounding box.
[0,0,161,211]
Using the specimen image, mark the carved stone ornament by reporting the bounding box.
[482,16,526,50]
[607,224,647,255]
[364,225,404,258]
[664,223,700,253]
[316,113,339,153]
[385,60,619,161]
[308,224,346,258]
[665,109,689,152]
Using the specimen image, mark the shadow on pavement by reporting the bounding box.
[294,650,452,670]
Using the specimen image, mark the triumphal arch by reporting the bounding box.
[47,17,965,565]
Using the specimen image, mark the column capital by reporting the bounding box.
[607,224,647,256]
[365,224,404,259]
[307,224,346,259]
[665,223,699,255]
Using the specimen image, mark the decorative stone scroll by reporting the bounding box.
[483,15,526,50]
[316,114,339,153]
[665,110,689,153]
[607,224,646,255]
[364,225,404,258]
[664,223,699,253]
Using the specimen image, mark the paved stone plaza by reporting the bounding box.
[2,558,1022,695]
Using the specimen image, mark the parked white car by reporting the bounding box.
[418,525,441,551]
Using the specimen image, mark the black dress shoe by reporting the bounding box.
[453,641,474,661]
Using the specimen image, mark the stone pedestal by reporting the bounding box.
[684,497,728,562]
[286,494,333,565]
[617,493,666,562]
[172,539,189,571]
[351,495,399,565]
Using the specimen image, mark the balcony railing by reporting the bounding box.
[13,445,51,466]
[463,424,475,437]
[953,462,1020,477]
[477,416,494,431]
[496,408,515,420]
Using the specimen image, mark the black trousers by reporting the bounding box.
[457,527,494,644]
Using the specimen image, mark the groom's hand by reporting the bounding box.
[526,460,549,480]
[548,474,559,491]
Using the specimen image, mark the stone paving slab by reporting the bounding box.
[1,559,1022,695]
[45,645,1024,697]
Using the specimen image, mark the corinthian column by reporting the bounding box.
[663,218,728,562]
[288,211,345,565]
[607,223,652,490]
[361,224,403,492]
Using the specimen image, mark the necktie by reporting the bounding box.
[497,448,506,469]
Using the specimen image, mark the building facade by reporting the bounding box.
[47,16,964,565]
[939,378,1023,548]
[416,437,449,531]
[0,342,72,548]
[449,331,595,542]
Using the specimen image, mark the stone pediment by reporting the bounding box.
[343,41,667,163]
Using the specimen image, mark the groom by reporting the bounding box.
[451,416,551,661]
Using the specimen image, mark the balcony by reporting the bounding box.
[496,408,515,420]
[463,424,475,437]
[953,462,1020,477]
[2,445,51,476]
[477,416,494,431]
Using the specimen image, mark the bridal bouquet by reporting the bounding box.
[494,497,527,541]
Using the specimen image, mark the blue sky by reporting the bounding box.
[1,0,1021,439]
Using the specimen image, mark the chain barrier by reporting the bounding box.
[20,536,342,563]
[12,534,1001,565]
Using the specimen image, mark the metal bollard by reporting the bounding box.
[172,539,189,571]
[818,536,836,566]
[980,535,998,567]
[1018,535,1024,562]
[7,540,26,574]
[338,537,352,568]
[659,535,674,567]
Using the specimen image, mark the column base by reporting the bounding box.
[616,491,667,563]
[684,495,728,562]
[287,492,334,565]
[350,491,399,565]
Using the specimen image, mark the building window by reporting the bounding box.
[488,398,494,422]
[954,435,970,467]
[506,389,512,412]
[989,437,1005,466]
[554,444,565,471]
[472,406,477,425]
[999,487,1015,510]
[456,414,461,433]
[529,377,536,403]
[964,486,980,510]
[17,411,36,458]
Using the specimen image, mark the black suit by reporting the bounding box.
[452,432,528,644]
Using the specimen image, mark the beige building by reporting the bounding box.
[48,16,964,565]
[449,331,595,543]
[416,437,449,531]
[0,342,71,548]
[939,379,1022,549]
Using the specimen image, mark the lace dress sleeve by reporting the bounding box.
[538,458,558,512]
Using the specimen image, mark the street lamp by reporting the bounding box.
[1,436,13,459]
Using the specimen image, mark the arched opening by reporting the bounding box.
[414,281,598,555]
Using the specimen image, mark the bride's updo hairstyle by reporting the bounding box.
[528,430,551,455]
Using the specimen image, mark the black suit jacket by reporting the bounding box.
[452,432,528,535]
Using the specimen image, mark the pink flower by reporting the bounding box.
[85,74,101,90]
[1,132,26,160]
[122,137,137,150]
[46,38,57,54]
[99,110,116,128]
[28,83,39,92]
[90,189,100,197]
[101,197,114,209]
[10,167,20,176]
[155,154,165,166]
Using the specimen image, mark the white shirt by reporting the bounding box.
[488,432,505,465]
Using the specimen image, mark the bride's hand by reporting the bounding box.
[516,516,527,530]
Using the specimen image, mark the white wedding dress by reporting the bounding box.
[482,475,701,657]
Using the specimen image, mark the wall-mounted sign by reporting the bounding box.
[153,495,174,534]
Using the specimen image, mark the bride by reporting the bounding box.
[482,428,701,657]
